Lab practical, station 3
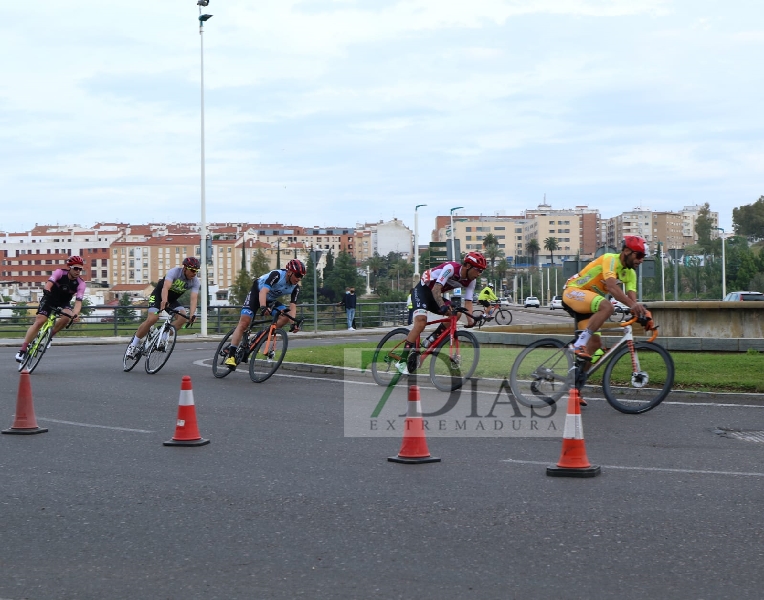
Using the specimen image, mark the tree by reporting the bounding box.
[694,203,715,254]
[251,249,270,277]
[116,293,137,322]
[543,237,560,267]
[482,233,504,279]
[323,251,365,299]
[526,239,540,267]
[364,253,385,294]
[733,196,764,238]
[230,267,253,306]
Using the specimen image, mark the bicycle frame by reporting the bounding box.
[416,308,468,362]
[575,315,660,384]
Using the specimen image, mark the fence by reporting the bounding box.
[0,301,409,339]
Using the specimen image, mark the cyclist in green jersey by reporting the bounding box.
[561,236,648,360]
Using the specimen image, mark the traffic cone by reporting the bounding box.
[388,385,440,464]
[546,387,600,477]
[163,376,209,447]
[2,369,48,435]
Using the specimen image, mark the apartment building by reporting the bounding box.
[353,219,412,263]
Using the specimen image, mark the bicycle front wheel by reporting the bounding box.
[212,329,236,379]
[370,328,411,386]
[23,328,52,374]
[509,338,572,408]
[249,328,288,382]
[494,309,513,326]
[602,341,675,414]
[145,326,177,374]
[429,330,480,392]
[122,341,141,372]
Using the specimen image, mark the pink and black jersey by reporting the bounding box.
[47,269,86,305]
[420,261,477,301]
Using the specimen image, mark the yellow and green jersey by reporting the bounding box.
[564,253,636,297]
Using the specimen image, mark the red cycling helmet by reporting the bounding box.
[623,236,647,254]
[67,255,84,267]
[463,251,487,271]
[286,259,306,276]
[183,256,201,270]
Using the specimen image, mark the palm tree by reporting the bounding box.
[544,237,560,267]
[526,238,540,267]
[482,233,504,280]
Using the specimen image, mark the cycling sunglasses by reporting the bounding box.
[632,251,646,260]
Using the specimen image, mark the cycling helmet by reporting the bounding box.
[487,283,494,289]
[67,255,84,267]
[183,256,201,270]
[464,251,487,270]
[622,236,646,254]
[286,259,306,276]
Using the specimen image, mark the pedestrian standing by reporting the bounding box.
[339,287,357,330]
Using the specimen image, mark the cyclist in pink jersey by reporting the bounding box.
[16,256,87,363]
[402,251,485,373]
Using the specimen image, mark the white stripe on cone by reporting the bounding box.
[563,414,584,440]
[178,389,195,407]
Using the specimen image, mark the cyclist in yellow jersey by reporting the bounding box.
[477,284,499,319]
[561,236,648,360]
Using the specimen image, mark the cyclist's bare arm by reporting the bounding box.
[604,277,646,317]
[431,283,446,309]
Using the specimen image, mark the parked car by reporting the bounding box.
[549,295,563,310]
[524,296,540,308]
[723,291,764,301]
[499,297,512,306]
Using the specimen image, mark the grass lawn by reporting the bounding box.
[285,342,764,394]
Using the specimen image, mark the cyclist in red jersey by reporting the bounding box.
[402,251,485,373]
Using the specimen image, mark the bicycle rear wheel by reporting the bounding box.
[122,341,141,372]
[494,309,513,326]
[212,329,236,378]
[370,328,411,386]
[145,326,177,374]
[249,329,288,383]
[429,330,480,392]
[602,341,675,414]
[509,338,572,408]
[23,328,52,374]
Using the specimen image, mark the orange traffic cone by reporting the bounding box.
[2,369,48,435]
[163,376,209,447]
[388,385,440,464]
[546,387,600,477]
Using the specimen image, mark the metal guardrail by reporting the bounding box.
[0,302,409,338]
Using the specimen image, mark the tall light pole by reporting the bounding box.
[715,227,726,298]
[197,1,213,335]
[414,204,427,277]
[449,206,464,261]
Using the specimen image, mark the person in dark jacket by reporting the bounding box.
[339,287,357,330]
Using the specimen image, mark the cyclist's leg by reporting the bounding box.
[52,307,76,334]
[561,289,611,358]
[168,300,188,329]
[18,307,49,359]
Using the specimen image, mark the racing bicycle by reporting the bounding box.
[472,302,513,327]
[122,308,188,374]
[370,306,480,392]
[211,307,303,383]
[17,306,75,373]
[509,312,674,414]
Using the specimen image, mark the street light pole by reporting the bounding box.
[715,227,726,298]
[449,206,464,262]
[414,204,427,277]
[197,1,213,336]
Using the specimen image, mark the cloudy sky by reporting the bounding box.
[2,0,761,234]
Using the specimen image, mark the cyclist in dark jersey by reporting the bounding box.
[223,259,305,369]
[125,257,201,358]
[15,255,87,363]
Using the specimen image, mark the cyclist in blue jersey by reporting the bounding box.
[223,259,305,369]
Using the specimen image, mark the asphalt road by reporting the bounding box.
[1,334,764,599]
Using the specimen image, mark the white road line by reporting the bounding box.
[502,458,764,477]
[37,418,154,433]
